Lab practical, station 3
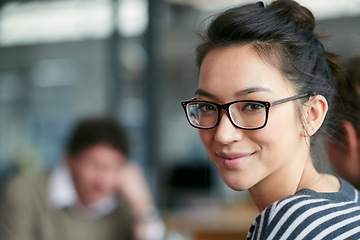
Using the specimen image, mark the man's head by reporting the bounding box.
[66,117,129,206]
[327,55,360,188]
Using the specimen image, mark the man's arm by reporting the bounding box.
[116,163,165,240]
[0,176,36,240]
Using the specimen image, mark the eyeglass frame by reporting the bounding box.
[181,92,314,130]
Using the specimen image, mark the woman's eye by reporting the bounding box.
[243,103,264,111]
[198,103,216,112]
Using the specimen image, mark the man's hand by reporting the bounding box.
[116,163,154,219]
[117,163,165,240]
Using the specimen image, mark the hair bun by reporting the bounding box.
[268,0,315,32]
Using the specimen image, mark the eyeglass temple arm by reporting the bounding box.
[271,92,314,106]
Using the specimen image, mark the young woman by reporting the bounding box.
[181,1,360,239]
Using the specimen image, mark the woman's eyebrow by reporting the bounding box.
[194,89,217,99]
[235,87,272,97]
[195,87,272,99]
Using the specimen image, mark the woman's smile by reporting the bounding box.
[216,151,254,168]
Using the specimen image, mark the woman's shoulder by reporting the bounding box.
[266,176,360,228]
[248,178,360,239]
[294,176,360,203]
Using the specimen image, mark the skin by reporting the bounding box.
[68,144,126,206]
[197,45,340,211]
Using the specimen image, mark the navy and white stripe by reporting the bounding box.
[247,178,360,239]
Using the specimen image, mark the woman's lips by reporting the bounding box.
[216,152,253,168]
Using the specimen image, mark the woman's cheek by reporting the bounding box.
[198,129,214,150]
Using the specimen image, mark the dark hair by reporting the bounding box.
[66,117,129,157]
[329,55,360,140]
[196,0,342,136]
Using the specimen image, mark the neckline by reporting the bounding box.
[294,177,357,202]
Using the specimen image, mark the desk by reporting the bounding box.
[164,200,259,240]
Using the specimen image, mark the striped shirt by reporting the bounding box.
[247,178,360,240]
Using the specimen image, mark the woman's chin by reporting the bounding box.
[221,175,253,191]
[227,183,249,191]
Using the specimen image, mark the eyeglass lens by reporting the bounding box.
[186,101,267,129]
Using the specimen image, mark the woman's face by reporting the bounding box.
[198,45,308,191]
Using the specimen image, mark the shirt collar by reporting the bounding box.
[48,162,118,218]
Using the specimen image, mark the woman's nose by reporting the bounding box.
[214,111,244,144]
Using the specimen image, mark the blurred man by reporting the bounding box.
[0,117,164,240]
[327,55,360,189]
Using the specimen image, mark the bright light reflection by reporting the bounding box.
[0,0,148,46]
[0,1,112,46]
[118,0,148,37]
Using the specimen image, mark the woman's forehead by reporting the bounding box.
[198,46,293,98]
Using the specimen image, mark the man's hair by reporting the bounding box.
[66,116,129,157]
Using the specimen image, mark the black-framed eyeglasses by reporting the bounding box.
[181,93,313,130]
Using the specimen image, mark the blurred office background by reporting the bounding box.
[0,0,359,238]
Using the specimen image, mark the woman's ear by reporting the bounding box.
[302,95,328,137]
